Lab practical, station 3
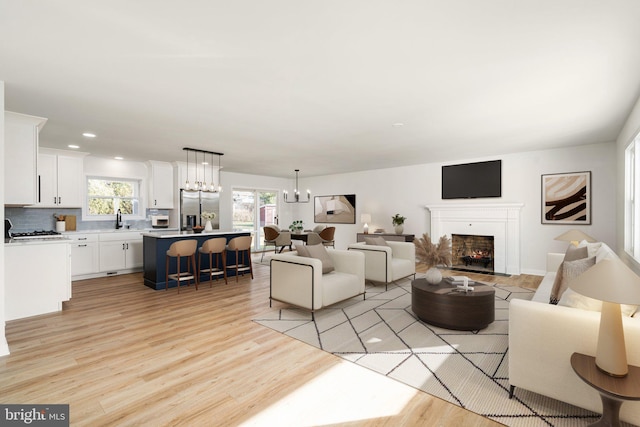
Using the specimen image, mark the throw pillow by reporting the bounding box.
[295,244,310,257]
[305,244,335,274]
[364,236,388,246]
[549,245,588,304]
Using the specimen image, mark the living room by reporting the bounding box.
[3,1,640,425]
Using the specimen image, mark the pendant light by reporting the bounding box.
[183,147,224,193]
[185,149,191,190]
[284,169,310,203]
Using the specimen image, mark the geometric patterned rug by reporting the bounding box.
[254,274,607,427]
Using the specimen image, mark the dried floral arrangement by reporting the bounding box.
[414,233,452,268]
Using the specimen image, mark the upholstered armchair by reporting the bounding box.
[270,248,365,319]
[348,238,416,290]
[262,225,292,261]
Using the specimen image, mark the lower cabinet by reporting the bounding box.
[99,232,143,273]
[69,234,99,278]
[5,241,71,320]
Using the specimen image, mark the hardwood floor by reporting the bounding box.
[1,260,540,426]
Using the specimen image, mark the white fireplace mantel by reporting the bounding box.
[425,203,524,275]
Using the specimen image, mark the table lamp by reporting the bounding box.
[361,214,371,234]
[568,258,640,377]
[555,229,596,246]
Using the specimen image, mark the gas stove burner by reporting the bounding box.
[10,230,63,240]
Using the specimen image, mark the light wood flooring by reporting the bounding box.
[1,260,541,426]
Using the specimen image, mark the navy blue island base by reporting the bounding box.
[142,230,252,290]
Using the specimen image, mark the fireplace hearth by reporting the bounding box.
[452,234,495,273]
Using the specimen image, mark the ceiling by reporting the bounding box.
[2,1,640,178]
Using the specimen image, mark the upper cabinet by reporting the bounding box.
[37,148,86,208]
[4,111,47,206]
[147,161,174,209]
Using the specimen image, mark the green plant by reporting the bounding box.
[289,220,304,232]
[391,214,406,226]
[414,233,452,268]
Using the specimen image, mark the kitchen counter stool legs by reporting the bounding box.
[198,237,227,286]
[166,239,199,293]
[226,236,253,282]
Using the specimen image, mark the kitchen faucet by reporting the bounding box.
[115,209,122,229]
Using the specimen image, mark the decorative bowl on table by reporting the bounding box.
[192,226,204,234]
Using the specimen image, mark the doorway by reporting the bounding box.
[232,189,279,252]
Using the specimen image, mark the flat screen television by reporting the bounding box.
[441,160,501,199]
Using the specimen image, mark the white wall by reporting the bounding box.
[616,94,640,273]
[1,81,9,356]
[291,143,616,275]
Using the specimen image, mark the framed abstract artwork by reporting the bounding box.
[314,194,356,224]
[541,171,591,224]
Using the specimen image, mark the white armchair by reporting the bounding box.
[348,240,416,290]
[270,248,365,319]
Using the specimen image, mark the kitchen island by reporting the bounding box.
[142,230,252,290]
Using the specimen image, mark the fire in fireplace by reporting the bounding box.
[451,234,495,273]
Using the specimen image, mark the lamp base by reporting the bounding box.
[595,302,628,377]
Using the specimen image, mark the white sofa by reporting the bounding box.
[347,241,416,289]
[509,242,640,424]
[270,249,365,318]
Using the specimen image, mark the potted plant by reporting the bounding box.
[289,220,304,233]
[414,233,452,284]
[391,214,406,234]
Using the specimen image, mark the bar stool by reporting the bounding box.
[198,237,227,286]
[226,235,253,282]
[165,239,198,293]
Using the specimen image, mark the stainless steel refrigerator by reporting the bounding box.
[179,189,220,230]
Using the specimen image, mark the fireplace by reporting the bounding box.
[451,234,495,273]
[426,203,523,275]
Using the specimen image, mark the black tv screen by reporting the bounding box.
[442,160,502,199]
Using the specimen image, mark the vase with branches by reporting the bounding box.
[414,233,452,284]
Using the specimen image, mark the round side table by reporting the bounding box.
[570,352,640,427]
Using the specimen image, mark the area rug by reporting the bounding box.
[254,275,603,427]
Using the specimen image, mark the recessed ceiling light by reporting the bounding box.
[68,144,80,149]
[82,132,96,138]
[114,156,123,160]
[392,122,405,127]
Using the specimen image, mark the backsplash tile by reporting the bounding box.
[4,207,169,232]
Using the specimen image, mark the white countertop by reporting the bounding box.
[141,230,251,239]
[5,237,71,245]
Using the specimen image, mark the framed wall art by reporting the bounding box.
[541,171,591,224]
[314,194,356,224]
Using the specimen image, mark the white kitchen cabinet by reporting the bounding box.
[147,161,174,208]
[99,231,143,272]
[68,234,99,278]
[37,149,85,207]
[4,111,47,205]
[5,240,71,320]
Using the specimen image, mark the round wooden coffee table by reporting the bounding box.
[411,278,495,330]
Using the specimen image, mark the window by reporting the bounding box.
[625,132,640,261]
[86,177,141,218]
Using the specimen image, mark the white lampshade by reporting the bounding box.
[554,229,596,245]
[568,258,640,376]
[361,214,371,234]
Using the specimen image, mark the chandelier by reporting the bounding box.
[284,169,310,203]
[183,147,223,192]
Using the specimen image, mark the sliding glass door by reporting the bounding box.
[232,188,278,252]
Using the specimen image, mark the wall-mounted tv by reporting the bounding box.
[442,160,502,199]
